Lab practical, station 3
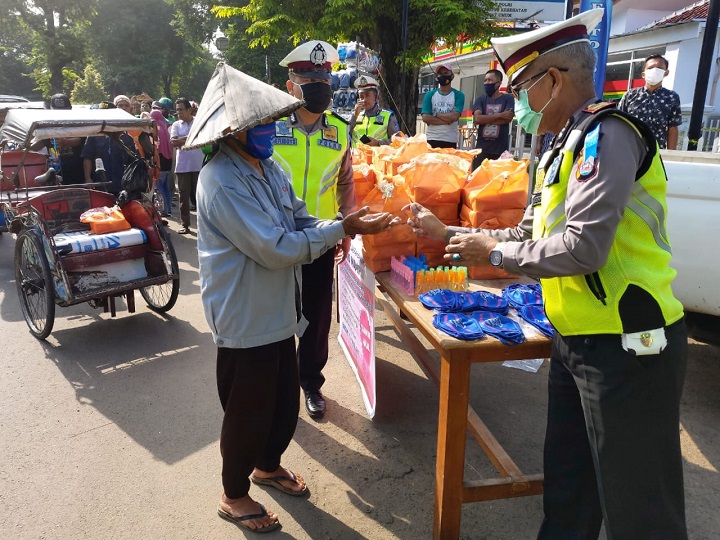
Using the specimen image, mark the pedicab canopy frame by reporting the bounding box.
[0,108,154,150]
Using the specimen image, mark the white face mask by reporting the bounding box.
[644,67,666,86]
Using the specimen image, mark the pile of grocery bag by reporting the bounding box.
[353,133,529,276]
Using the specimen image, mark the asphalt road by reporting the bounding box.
[1,217,718,539]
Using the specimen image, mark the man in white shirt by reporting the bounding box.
[170,97,204,234]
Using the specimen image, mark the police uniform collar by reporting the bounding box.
[288,111,330,129]
[363,103,380,116]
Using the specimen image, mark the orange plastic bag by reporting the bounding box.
[80,205,132,234]
[400,153,468,206]
[360,179,416,269]
[463,158,529,213]
[362,244,416,273]
[460,205,525,230]
[352,163,376,205]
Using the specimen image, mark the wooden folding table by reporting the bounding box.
[374,273,552,539]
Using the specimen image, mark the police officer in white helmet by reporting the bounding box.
[274,40,356,420]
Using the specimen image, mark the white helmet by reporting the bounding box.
[279,40,339,80]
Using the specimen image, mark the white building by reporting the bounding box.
[422,0,718,148]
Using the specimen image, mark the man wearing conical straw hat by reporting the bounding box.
[186,62,399,534]
[405,9,687,538]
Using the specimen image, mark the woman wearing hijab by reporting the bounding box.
[151,108,173,216]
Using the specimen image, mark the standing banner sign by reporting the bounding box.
[581,0,612,99]
[337,237,377,417]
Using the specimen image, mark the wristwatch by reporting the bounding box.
[489,242,506,268]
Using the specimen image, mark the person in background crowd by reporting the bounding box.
[151,109,173,216]
[618,54,682,150]
[348,75,400,146]
[472,69,515,169]
[407,9,688,539]
[191,63,398,534]
[113,95,132,114]
[141,101,152,115]
[36,94,85,185]
[421,63,465,149]
[81,130,137,195]
[273,40,356,419]
[155,98,178,205]
[158,97,176,123]
[170,97,203,234]
[130,98,142,117]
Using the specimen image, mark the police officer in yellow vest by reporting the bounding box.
[405,9,687,539]
[349,75,400,146]
[274,40,356,419]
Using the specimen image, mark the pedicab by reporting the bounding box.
[0,108,180,339]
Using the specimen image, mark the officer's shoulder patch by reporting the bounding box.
[582,102,615,114]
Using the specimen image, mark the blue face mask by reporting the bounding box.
[513,72,553,135]
[245,122,276,159]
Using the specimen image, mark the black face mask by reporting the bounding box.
[437,75,452,86]
[298,82,333,114]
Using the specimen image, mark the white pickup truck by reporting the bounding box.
[663,150,720,344]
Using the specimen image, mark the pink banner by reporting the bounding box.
[337,237,376,417]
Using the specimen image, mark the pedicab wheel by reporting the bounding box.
[15,230,55,339]
[139,226,179,312]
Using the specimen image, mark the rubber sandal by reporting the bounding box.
[217,503,281,533]
[178,227,190,235]
[251,469,309,497]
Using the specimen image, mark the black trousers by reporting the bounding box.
[538,319,688,540]
[427,140,457,149]
[471,152,503,171]
[298,248,336,393]
[216,337,300,499]
[176,171,198,228]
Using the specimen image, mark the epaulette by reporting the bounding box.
[582,101,616,114]
[327,109,349,124]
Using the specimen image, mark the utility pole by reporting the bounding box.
[688,0,720,150]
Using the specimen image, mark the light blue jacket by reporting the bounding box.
[196,143,345,349]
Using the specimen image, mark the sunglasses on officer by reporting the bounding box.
[508,67,569,98]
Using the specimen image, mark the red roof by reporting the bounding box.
[653,0,709,27]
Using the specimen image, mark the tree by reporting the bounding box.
[0,1,38,97]
[5,0,96,96]
[217,15,289,85]
[214,0,498,134]
[71,64,107,104]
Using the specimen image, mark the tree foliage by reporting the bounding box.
[71,64,107,104]
[0,0,219,103]
[213,0,498,134]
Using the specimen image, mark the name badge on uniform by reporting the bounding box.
[274,121,297,145]
[544,155,562,187]
[319,125,342,151]
[576,124,600,182]
[276,120,292,137]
